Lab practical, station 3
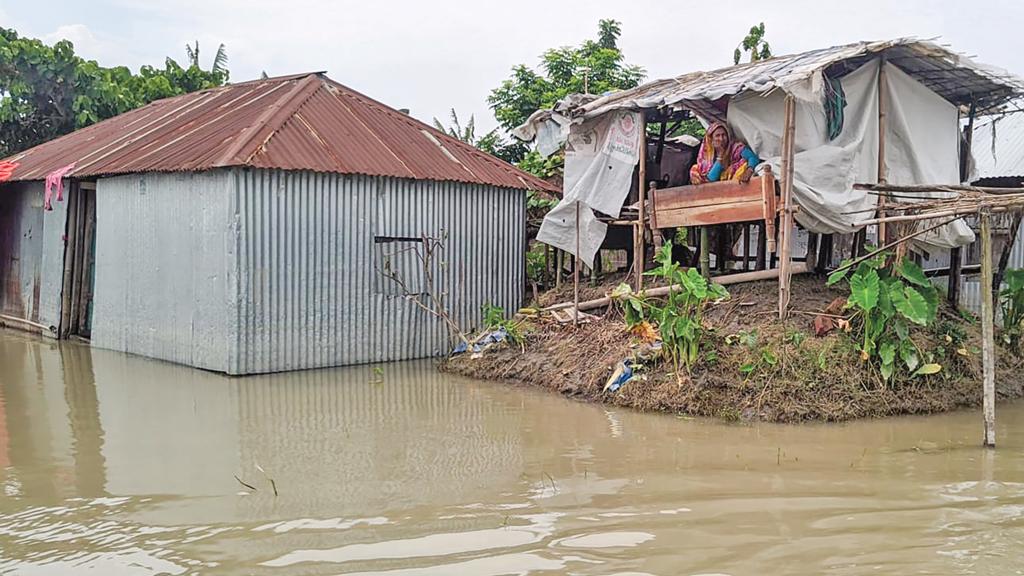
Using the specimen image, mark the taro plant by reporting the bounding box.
[482,303,524,345]
[999,268,1024,351]
[643,240,729,373]
[827,252,941,381]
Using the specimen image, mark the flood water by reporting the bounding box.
[2,330,1024,575]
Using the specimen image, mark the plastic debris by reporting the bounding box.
[604,360,635,392]
[451,327,509,355]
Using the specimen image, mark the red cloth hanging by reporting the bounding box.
[0,161,17,182]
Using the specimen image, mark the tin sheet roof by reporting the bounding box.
[974,111,1024,180]
[575,39,1024,123]
[3,73,556,192]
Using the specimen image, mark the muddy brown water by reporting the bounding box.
[2,330,1024,575]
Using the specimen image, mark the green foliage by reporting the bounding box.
[488,19,645,164]
[525,243,548,284]
[518,150,564,180]
[831,253,941,382]
[431,107,522,162]
[642,241,729,372]
[0,28,228,156]
[999,268,1024,351]
[733,23,772,65]
[482,303,524,345]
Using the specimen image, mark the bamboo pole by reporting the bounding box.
[778,94,797,320]
[994,213,1023,302]
[877,56,889,247]
[574,201,580,327]
[543,262,811,313]
[855,183,1024,195]
[555,249,563,288]
[699,227,710,277]
[980,208,996,447]
[635,115,647,290]
[830,216,963,277]
[948,246,962,307]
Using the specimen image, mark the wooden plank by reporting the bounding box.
[655,201,766,228]
[654,179,765,211]
[59,186,81,339]
[979,209,996,447]
[76,190,96,336]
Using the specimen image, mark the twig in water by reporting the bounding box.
[542,471,557,493]
[234,475,257,491]
[255,463,279,497]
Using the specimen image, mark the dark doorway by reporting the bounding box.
[60,182,97,339]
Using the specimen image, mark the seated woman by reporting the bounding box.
[689,122,761,185]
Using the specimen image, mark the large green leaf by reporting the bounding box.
[849,269,880,312]
[827,266,850,286]
[893,285,930,325]
[899,339,919,372]
[897,260,930,287]
[913,363,942,376]
[879,341,896,365]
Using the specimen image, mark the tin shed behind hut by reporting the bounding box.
[0,73,555,374]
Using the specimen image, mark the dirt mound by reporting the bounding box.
[443,276,1024,422]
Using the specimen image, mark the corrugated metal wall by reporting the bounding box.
[0,181,66,330]
[91,172,234,371]
[230,169,525,374]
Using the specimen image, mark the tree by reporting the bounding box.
[488,19,645,165]
[432,107,520,163]
[0,28,229,157]
[734,23,772,65]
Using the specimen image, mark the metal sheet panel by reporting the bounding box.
[974,113,1024,181]
[231,170,526,374]
[90,171,234,371]
[3,74,556,194]
[0,181,65,329]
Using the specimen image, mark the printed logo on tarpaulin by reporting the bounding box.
[605,111,641,164]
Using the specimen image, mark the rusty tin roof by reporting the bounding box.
[3,72,556,192]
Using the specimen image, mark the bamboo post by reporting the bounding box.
[743,224,751,271]
[756,222,767,270]
[980,208,996,447]
[574,202,580,327]
[699,227,710,278]
[877,56,889,248]
[948,246,962,307]
[555,249,563,288]
[994,213,1023,301]
[634,115,647,290]
[778,94,797,319]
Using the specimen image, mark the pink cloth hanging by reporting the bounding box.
[44,163,76,211]
[0,161,17,182]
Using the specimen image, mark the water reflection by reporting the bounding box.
[2,329,1024,575]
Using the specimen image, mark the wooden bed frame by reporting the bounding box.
[649,166,779,252]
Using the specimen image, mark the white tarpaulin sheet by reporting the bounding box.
[537,110,642,264]
[729,59,974,248]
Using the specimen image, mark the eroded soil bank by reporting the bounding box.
[443,276,1024,422]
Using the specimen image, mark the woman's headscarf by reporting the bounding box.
[691,122,750,183]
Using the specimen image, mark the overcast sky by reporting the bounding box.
[3,0,1022,135]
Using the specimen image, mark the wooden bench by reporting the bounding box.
[649,166,778,252]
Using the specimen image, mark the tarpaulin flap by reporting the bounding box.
[537,111,642,264]
[729,59,974,249]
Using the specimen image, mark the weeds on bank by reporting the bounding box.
[616,240,729,374]
[827,250,942,382]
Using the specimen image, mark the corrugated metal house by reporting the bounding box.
[0,72,556,374]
